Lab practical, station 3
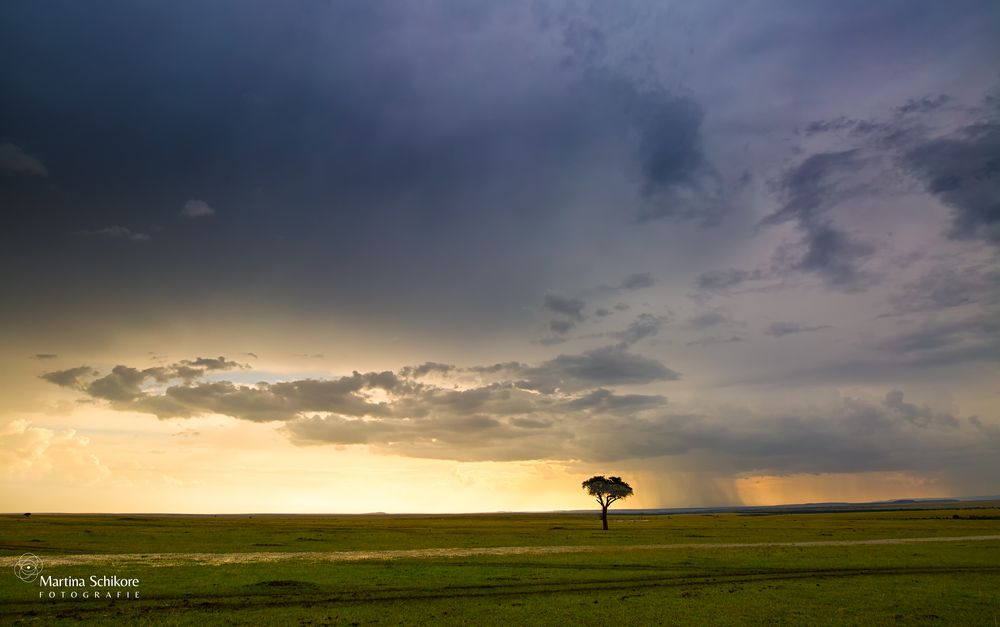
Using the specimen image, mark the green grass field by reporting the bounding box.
[2,507,1000,625]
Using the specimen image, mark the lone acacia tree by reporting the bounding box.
[581,475,634,530]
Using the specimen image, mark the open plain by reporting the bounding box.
[2,504,999,625]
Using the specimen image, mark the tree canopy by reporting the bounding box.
[581,475,633,530]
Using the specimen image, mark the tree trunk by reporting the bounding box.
[602,505,608,530]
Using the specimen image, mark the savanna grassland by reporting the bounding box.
[2,506,999,625]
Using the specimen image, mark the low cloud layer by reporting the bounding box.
[40,354,997,476]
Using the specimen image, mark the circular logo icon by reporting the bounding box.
[14,553,42,583]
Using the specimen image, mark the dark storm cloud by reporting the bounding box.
[762,151,876,290]
[798,88,1000,252]
[0,1,720,337]
[700,86,996,301]
[8,2,1000,485]
[765,321,831,337]
[537,8,721,223]
[630,95,721,224]
[762,150,863,227]
[904,120,1000,245]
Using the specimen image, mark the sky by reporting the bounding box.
[1,0,999,513]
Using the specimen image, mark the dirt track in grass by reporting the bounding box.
[3,534,1000,567]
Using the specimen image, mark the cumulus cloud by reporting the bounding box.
[0,420,110,484]
[0,143,48,176]
[180,199,215,218]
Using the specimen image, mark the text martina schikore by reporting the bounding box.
[38,575,140,599]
